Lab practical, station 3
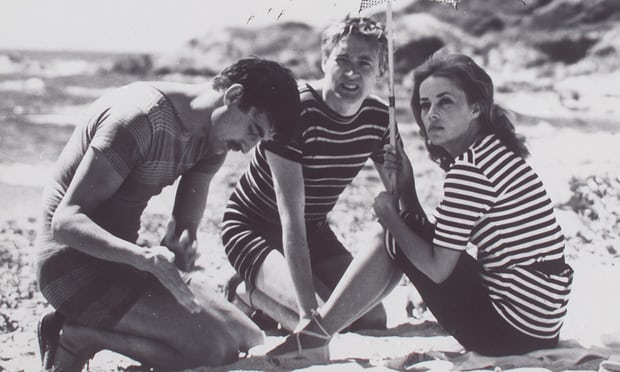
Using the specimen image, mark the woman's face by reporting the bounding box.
[321,34,381,116]
[418,75,481,157]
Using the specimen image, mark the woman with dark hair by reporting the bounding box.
[266,51,574,365]
[410,51,530,170]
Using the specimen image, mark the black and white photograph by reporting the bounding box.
[1,0,619,371]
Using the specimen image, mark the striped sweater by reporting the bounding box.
[433,134,573,339]
[36,83,225,267]
[227,83,393,225]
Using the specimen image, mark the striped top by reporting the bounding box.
[228,83,393,225]
[433,134,573,339]
[36,83,226,265]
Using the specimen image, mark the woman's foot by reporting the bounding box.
[266,313,331,368]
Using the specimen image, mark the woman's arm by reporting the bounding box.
[163,168,217,271]
[373,192,461,283]
[266,150,319,319]
[375,141,426,214]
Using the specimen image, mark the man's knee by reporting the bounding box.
[187,324,261,367]
[195,337,241,367]
[228,318,264,352]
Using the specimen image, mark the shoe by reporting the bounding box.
[266,312,331,368]
[224,273,280,331]
[37,310,64,370]
[224,273,242,302]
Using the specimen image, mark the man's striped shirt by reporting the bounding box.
[37,83,225,262]
[228,83,393,225]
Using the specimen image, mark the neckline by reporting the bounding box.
[305,83,364,122]
[151,86,191,140]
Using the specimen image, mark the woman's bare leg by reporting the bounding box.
[316,233,401,334]
[268,233,402,355]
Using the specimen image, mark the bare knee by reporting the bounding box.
[180,308,264,365]
[184,323,262,367]
[196,336,240,367]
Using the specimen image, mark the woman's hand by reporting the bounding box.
[382,142,415,195]
[373,191,400,226]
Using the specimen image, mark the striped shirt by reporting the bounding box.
[228,83,393,225]
[36,83,225,265]
[433,134,573,339]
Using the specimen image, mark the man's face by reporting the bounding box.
[214,104,274,154]
[321,35,381,115]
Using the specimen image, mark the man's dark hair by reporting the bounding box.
[213,57,301,142]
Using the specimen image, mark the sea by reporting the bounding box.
[0,48,145,217]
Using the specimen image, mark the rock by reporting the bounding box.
[527,0,620,29]
[152,22,319,78]
[394,37,444,73]
[110,54,153,75]
[532,31,599,63]
[143,0,620,81]
[392,13,482,74]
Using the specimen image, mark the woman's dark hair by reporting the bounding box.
[410,51,529,170]
[213,57,301,143]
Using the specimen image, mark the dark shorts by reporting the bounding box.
[385,214,558,356]
[222,204,352,287]
[38,248,157,329]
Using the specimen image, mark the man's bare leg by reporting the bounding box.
[240,246,388,333]
[236,284,299,331]
[52,274,264,371]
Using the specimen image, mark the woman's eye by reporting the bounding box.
[420,102,430,112]
[438,98,453,106]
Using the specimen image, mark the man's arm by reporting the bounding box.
[164,167,216,271]
[266,150,319,320]
[51,147,200,312]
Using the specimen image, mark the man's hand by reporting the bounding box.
[161,219,198,272]
[141,245,201,314]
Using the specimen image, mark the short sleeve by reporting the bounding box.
[433,161,496,251]
[89,107,151,179]
[261,135,303,163]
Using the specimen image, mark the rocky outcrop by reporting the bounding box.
[106,0,619,126]
[151,22,320,78]
[137,0,619,82]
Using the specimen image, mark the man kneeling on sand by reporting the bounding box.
[34,57,301,371]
